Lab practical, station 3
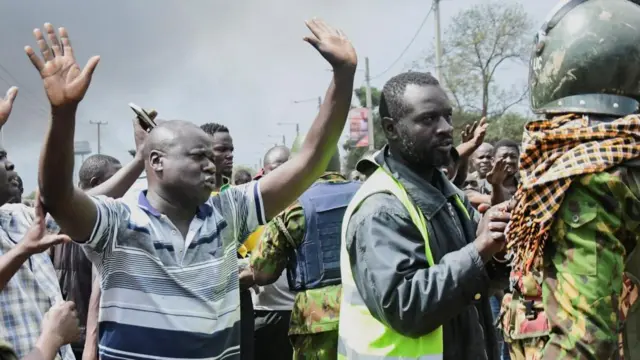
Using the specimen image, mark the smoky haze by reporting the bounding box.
[0,0,554,193]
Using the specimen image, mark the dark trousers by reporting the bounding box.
[240,290,255,360]
[254,310,293,360]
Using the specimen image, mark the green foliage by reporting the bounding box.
[354,86,381,109]
[414,2,532,117]
[24,190,36,200]
[452,110,530,145]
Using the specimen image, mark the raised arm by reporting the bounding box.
[259,19,357,220]
[86,114,154,198]
[0,195,70,291]
[26,23,101,241]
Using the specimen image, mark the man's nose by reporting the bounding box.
[204,160,216,174]
[5,161,14,171]
[437,117,454,135]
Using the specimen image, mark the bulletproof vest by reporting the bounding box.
[286,181,361,291]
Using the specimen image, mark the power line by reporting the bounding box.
[370,4,435,80]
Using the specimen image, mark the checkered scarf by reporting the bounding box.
[507,113,640,275]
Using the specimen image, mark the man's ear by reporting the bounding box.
[149,150,165,173]
[381,117,399,142]
[88,177,101,188]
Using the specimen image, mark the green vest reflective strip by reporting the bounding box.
[338,167,470,359]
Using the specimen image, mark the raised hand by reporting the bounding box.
[487,158,508,186]
[304,19,357,70]
[41,301,81,346]
[25,23,100,109]
[461,117,488,147]
[461,122,478,143]
[18,189,71,255]
[0,87,18,127]
[132,109,157,154]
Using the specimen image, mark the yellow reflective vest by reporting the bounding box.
[338,166,469,359]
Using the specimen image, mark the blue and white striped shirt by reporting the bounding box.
[84,181,265,360]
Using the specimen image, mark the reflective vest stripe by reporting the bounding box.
[338,339,444,360]
[339,166,467,359]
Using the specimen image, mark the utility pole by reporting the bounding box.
[434,0,443,82]
[364,57,375,150]
[89,120,108,154]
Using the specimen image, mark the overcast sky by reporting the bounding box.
[0,0,556,192]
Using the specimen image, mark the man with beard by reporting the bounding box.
[503,0,640,358]
[338,71,511,360]
[201,123,234,189]
[30,19,357,360]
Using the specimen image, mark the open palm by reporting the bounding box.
[304,19,357,70]
[25,23,100,108]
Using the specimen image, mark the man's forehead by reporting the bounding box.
[211,131,233,143]
[496,146,518,155]
[403,84,451,111]
[475,144,494,155]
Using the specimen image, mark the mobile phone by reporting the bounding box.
[129,103,157,132]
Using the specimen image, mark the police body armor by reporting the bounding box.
[286,181,361,291]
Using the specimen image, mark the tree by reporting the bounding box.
[416,2,532,118]
[24,190,36,200]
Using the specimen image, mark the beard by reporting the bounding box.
[395,124,449,169]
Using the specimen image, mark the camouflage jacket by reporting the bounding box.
[541,164,640,359]
[251,172,347,335]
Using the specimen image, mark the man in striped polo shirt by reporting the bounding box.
[27,19,357,360]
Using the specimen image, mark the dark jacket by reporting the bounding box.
[51,242,93,348]
[345,147,507,360]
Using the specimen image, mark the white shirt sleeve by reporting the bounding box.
[218,181,266,245]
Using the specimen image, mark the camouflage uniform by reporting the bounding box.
[501,1,640,358]
[541,165,640,359]
[251,172,347,360]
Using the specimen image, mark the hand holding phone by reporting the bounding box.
[129,103,157,132]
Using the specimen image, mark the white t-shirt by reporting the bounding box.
[252,271,295,311]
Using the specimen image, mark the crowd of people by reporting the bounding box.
[2,1,640,359]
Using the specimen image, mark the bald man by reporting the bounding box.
[463,143,494,207]
[263,146,291,175]
[35,19,358,360]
